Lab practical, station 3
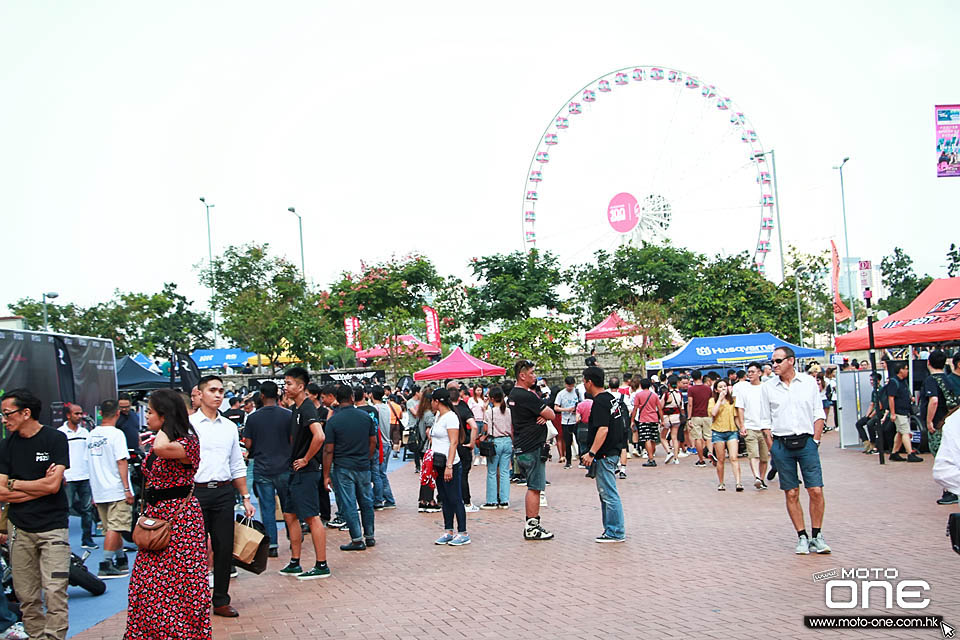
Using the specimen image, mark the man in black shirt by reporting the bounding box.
[115,392,141,453]
[0,389,71,639]
[508,359,556,541]
[242,381,292,556]
[581,367,626,542]
[886,363,921,462]
[223,397,245,428]
[323,386,377,551]
[448,382,478,512]
[922,350,956,505]
[278,367,330,580]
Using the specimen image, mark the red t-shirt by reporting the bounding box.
[688,384,712,417]
[632,389,660,423]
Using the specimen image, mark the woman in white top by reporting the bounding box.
[430,388,469,546]
[479,386,512,509]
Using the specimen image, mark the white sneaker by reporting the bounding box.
[664,452,674,464]
[0,622,28,640]
[678,450,690,458]
[672,457,680,464]
[464,503,480,513]
[473,457,481,466]
[795,535,810,555]
[641,450,649,459]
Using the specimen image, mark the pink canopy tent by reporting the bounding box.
[413,347,506,381]
[356,334,441,360]
[585,311,640,340]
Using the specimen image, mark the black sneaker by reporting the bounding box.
[642,460,657,467]
[81,540,98,550]
[617,470,627,479]
[325,516,345,529]
[693,460,706,467]
[364,538,376,547]
[268,547,279,558]
[906,452,924,462]
[480,503,499,510]
[937,491,959,505]
[114,552,129,572]
[524,517,554,541]
[767,466,778,481]
[339,540,366,551]
[888,453,905,461]
[97,560,128,579]
[373,502,386,511]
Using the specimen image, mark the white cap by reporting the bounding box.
[650,375,660,382]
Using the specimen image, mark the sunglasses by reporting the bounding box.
[772,357,793,365]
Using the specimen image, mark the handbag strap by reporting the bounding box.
[170,485,195,521]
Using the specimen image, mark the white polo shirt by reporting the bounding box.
[758,373,826,436]
[190,410,246,484]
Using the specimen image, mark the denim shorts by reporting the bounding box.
[515,450,546,491]
[711,430,739,443]
[769,437,823,491]
[287,470,321,519]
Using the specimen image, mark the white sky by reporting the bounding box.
[2,0,958,315]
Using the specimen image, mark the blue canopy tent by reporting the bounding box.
[190,348,257,370]
[130,352,162,374]
[646,333,825,370]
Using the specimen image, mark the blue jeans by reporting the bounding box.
[436,462,466,533]
[595,456,625,539]
[485,437,512,504]
[253,471,291,547]
[330,463,346,518]
[370,455,395,506]
[0,587,16,632]
[65,479,94,544]
[332,465,375,541]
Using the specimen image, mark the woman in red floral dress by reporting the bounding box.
[125,389,211,639]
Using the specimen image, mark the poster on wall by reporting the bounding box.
[936,104,960,178]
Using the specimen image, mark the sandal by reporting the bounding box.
[735,484,744,492]
[717,483,726,491]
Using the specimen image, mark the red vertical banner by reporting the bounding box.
[423,306,441,349]
[345,316,362,351]
[831,240,852,322]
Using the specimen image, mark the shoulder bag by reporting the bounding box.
[132,455,194,552]
[477,407,497,457]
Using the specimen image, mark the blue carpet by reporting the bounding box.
[65,454,411,637]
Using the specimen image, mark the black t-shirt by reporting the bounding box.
[588,391,624,458]
[0,426,70,532]
[508,386,547,454]
[243,405,293,477]
[224,407,245,427]
[115,411,141,452]
[921,374,947,426]
[290,400,322,472]
[356,405,381,455]
[453,402,473,447]
[325,406,377,471]
[885,377,912,414]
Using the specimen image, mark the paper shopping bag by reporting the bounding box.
[233,515,269,574]
[233,517,265,564]
[274,495,283,521]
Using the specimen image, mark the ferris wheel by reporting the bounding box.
[521,65,777,277]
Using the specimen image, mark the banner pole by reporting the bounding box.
[865,287,883,465]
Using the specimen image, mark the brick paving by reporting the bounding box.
[74,434,959,639]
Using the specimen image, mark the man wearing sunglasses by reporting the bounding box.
[758,347,830,556]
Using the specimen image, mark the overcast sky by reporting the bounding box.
[2,1,957,316]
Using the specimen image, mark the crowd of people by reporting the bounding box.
[1,344,960,639]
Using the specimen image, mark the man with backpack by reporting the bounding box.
[581,366,626,543]
[924,350,960,505]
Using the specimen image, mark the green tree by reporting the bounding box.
[568,243,700,327]
[947,243,960,277]
[877,247,933,314]
[605,300,673,376]
[470,317,573,375]
[671,252,793,340]
[467,249,566,327]
[200,244,333,372]
[327,254,441,321]
[781,246,833,344]
[358,307,431,381]
[432,276,472,347]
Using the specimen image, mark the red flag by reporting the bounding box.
[344,317,362,351]
[831,240,852,322]
[423,306,441,349]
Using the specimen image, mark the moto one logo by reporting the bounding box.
[825,568,929,609]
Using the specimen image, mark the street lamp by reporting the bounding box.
[793,267,805,348]
[199,197,217,346]
[288,207,305,279]
[754,150,786,282]
[832,157,855,329]
[41,291,58,331]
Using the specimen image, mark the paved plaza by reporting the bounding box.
[74,433,959,639]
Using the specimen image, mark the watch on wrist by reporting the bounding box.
[242,494,252,500]
[588,451,596,458]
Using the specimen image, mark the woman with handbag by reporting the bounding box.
[479,386,512,509]
[709,380,743,492]
[413,388,439,512]
[125,388,211,639]
[660,376,684,464]
[429,388,469,546]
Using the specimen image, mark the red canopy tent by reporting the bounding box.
[413,347,506,381]
[585,311,640,340]
[356,334,441,359]
[835,278,960,351]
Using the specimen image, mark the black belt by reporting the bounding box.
[773,433,810,440]
[144,484,192,505]
[194,480,231,489]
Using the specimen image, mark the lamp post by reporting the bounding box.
[288,207,305,279]
[199,197,217,346]
[793,267,805,348]
[833,157,855,329]
[41,291,59,331]
[754,150,786,282]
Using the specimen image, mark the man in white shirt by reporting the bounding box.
[735,362,769,490]
[554,377,580,469]
[933,409,960,500]
[759,346,830,556]
[85,400,134,578]
[190,375,255,618]
[58,403,96,549]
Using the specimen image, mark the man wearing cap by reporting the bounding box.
[508,359,556,541]
[759,347,830,555]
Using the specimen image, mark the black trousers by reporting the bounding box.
[562,424,576,462]
[457,445,472,504]
[195,484,234,607]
